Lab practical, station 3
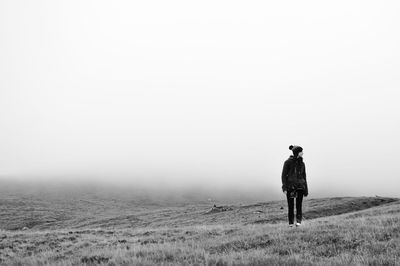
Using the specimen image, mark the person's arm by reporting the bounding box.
[303,164,308,196]
[281,161,289,192]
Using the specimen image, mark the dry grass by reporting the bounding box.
[0,194,399,265]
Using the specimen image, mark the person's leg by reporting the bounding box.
[286,192,294,225]
[296,190,304,223]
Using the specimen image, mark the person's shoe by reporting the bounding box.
[289,224,294,227]
[295,222,301,227]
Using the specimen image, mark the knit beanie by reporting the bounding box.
[289,145,303,156]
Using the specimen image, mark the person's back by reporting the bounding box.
[283,155,307,192]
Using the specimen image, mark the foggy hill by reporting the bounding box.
[0,178,276,205]
[0,179,397,231]
[1,180,399,265]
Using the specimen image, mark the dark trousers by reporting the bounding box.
[286,190,304,224]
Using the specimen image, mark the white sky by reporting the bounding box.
[1,1,399,198]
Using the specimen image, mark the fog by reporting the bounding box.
[1,1,399,200]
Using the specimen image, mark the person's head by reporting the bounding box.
[289,145,303,158]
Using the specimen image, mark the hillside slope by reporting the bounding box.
[0,197,399,265]
[0,194,397,230]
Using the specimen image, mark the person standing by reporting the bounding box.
[281,145,308,227]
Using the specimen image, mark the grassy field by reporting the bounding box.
[0,186,399,265]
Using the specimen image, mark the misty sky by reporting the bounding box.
[1,1,399,198]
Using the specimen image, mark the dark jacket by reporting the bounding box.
[281,155,308,195]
